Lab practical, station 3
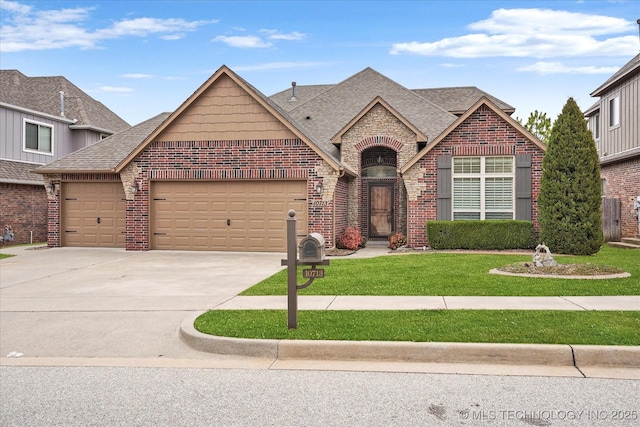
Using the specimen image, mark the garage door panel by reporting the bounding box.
[62,182,126,248]
[151,181,307,251]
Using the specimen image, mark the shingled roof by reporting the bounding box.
[273,68,458,156]
[412,87,514,115]
[269,84,334,112]
[271,79,514,118]
[591,54,640,97]
[0,160,44,184]
[0,70,130,133]
[35,113,170,173]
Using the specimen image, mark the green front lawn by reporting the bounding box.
[241,246,639,296]
[195,310,640,346]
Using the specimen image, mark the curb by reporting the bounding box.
[179,312,639,368]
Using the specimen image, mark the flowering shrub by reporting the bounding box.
[388,231,407,250]
[336,227,363,250]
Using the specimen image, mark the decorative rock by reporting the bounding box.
[533,243,557,267]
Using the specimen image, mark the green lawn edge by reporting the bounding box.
[241,246,639,296]
[195,310,640,346]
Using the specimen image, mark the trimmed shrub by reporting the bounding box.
[426,220,536,250]
[388,231,407,250]
[336,227,363,250]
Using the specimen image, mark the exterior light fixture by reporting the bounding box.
[46,181,55,195]
[131,180,139,195]
[315,182,323,195]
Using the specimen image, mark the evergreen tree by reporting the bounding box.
[538,98,603,255]
[517,110,553,144]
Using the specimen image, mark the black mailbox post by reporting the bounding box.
[282,210,329,329]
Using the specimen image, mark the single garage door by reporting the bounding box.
[151,181,308,251]
[62,182,126,247]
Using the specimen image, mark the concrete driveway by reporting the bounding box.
[0,246,285,361]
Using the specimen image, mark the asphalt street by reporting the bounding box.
[2,366,639,426]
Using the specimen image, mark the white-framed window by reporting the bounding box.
[24,119,53,154]
[594,112,600,139]
[609,95,620,128]
[452,156,514,220]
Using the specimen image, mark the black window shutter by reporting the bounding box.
[437,155,452,220]
[515,154,532,220]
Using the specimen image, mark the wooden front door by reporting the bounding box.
[369,183,394,238]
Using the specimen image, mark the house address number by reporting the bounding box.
[312,200,330,207]
[302,268,325,278]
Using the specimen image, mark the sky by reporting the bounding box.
[1,0,639,127]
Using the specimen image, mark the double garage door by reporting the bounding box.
[151,181,307,251]
[61,181,307,251]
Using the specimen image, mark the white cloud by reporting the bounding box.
[121,73,154,79]
[390,8,637,58]
[0,0,216,52]
[469,8,631,36]
[260,29,306,41]
[213,30,306,48]
[98,86,134,93]
[439,63,465,68]
[517,61,621,75]
[233,61,327,71]
[212,35,272,48]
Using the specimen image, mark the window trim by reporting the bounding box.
[593,112,600,140]
[23,119,54,155]
[452,156,515,220]
[609,95,620,129]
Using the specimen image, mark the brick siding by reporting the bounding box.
[601,157,640,238]
[126,138,334,250]
[0,183,48,245]
[405,105,545,248]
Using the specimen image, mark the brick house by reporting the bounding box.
[585,54,639,241]
[0,70,129,245]
[36,65,545,251]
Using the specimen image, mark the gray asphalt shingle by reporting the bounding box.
[0,70,130,132]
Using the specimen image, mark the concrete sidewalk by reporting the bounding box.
[215,295,640,311]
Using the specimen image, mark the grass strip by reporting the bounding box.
[241,246,639,296]
[195,310,640,346]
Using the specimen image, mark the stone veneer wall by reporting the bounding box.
[404,105,545,248]
[601,156,640,238]
[334,177,350,238]
[338,103,418,237]
[0,183,48,245]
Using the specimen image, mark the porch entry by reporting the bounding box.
[369,183,394,238]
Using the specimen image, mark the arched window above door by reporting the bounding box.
[361,165,397,177]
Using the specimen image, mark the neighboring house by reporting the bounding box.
[585,54,640,240]
[36,66,545,252]
[0,70,130,245]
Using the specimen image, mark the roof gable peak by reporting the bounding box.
[401,97,545,173]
